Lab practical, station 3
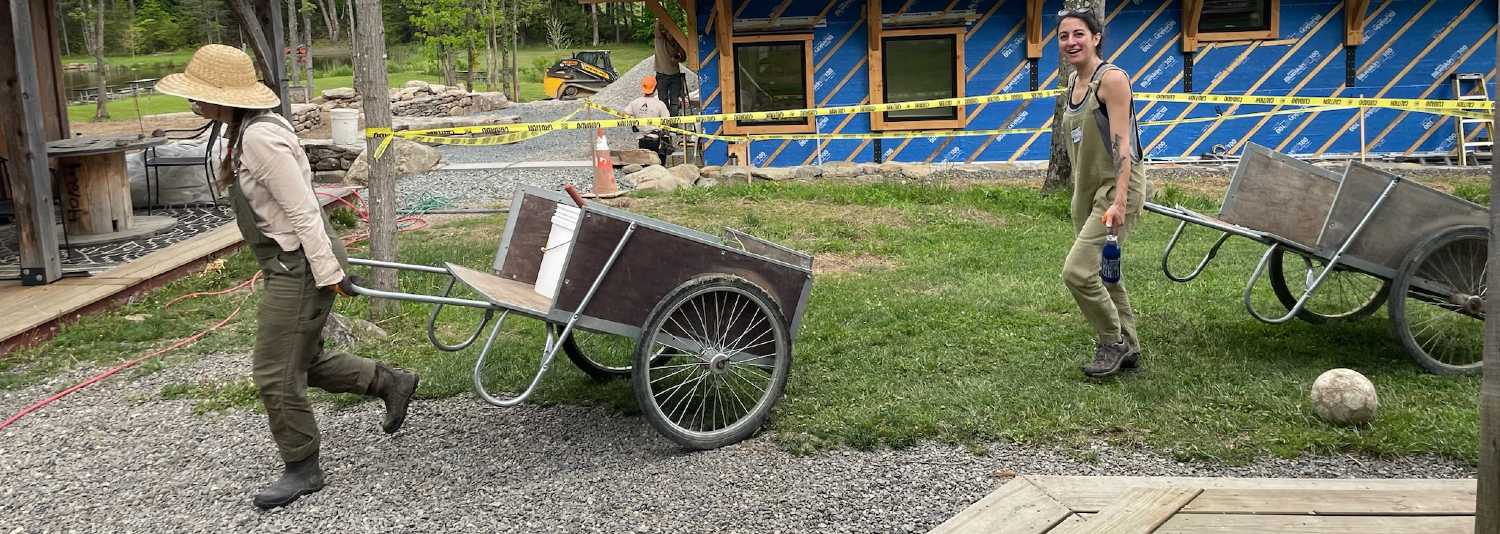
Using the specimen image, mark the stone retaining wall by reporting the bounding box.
[300,139,362,183]
[291,104,322,134]
[318,80,511,117]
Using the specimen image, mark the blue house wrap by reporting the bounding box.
[685,0,1497,167]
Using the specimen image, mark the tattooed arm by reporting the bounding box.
[1098,68,1135,231]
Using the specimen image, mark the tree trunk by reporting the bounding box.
[302,0,315,100]
[92,0,107,121]
[318,0,339,41]
[466,41,475,92]
[286,0,301,101]
[591,4,598,46]
[1041,0,1106,194]
[353,0,399,320]
[511,0,519,101]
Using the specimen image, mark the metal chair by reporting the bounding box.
[143,121,223,212]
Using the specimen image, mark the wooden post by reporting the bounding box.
[1,0,62,285]
[229,0,291,117]
[353,0,400,319]
[1477,19,1500,534]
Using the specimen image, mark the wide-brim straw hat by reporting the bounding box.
[156,44,281,109]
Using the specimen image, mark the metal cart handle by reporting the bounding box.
[426,277,496,352]
[1161,220,1234,283]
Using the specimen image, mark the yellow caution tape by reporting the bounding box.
[366,91,1493,153]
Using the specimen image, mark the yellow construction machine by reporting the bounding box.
[543,50,618,100]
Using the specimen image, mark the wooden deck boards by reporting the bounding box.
[0,187,356,352]
[930,476,1478,534]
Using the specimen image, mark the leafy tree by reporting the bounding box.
[133,0,186,53]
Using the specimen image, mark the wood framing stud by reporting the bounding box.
[1026,0,1044,59]
[1345,0,1370,46]
[1181,0,1202,52]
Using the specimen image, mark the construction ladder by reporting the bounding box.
[1452,73,1492,166]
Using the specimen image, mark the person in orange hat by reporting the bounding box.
[156,44,420,510]
[628,76,674,162]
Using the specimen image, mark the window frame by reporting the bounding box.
[722,34,816,135]
[1196,0,1279,42]
[869,26,967,131]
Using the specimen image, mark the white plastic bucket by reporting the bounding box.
[533,203,581,299]
[331,108,361,146]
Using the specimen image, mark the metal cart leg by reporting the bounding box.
[427,277,495,352]
[1161,220,1234,283]
[1244,177,1402,324]
[471,223,639,407]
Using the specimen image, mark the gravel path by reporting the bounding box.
[0,349,1476,533]
[395,100,648,207]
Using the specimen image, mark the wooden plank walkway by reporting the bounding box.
[930,475,1478,534]
[0,187,357,352]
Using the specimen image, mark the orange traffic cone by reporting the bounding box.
[591,128,620,197]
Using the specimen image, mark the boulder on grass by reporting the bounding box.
[621,164,645,175]
[629,165,676,192]
[752,167,796,181]
[723,165,752,183]
[668,164,701,186]
[612,149,661,167]
[322,87,357,100]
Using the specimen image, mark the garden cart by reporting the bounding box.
[1146,143,1488,375]
[346,185,814,449]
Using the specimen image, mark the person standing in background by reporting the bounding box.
[654,21,688,117]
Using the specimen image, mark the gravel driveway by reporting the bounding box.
[0,349,1475,533]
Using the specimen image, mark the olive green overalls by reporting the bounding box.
[1059,63,1149,348]
[230,113,376,464]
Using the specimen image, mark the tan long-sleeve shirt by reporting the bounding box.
[234,113,344,287]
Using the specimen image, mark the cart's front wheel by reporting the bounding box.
[1268,248,1389,323]
[1390,226,1486,375]
[633,275,792,450]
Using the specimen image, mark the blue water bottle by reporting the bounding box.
[1101,225,1122,284]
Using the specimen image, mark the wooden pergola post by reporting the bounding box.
[1478,19,1500,533]
[229,0,291,118]
[1,0,62,286]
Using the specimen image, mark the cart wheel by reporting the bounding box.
[1389,226,1486,375]
[556,328,637,381]
[1268,248,1389,323]
[632,275,791,450]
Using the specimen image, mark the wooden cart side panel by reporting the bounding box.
[496,194,558,285]
[1319,163,1488,272]
[554,213,809,329]
[1220,144,1341,247]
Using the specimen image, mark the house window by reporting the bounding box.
[1198,0,1278,41]
[732,39,812,128]
[871,27,966,130]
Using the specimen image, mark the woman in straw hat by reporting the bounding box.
[157,44,419,509]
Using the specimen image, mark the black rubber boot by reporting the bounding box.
[1082,341,1131,378]
[253,452,325,509]
[372,364,419,434]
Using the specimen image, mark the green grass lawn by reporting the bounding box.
[3,181,1482,464]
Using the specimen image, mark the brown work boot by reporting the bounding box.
[253,452,325,509]
[1082,341,1131,378]
[371,364,419,434]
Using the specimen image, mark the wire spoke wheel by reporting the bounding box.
[633,275,791,450]
[558,327,639,381]
[1390,226,1486,375]
[1268,248,1389,323]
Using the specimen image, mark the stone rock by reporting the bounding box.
[752,167,796,181]
[621,164,644,175]
[448,105,468,116]
[322,87,357,100]
[344,137,443,185]
[723,165,752,183]
[700,165,722,179]
[612,149,660,167]
[794,165,823,180]
[695,176,720,188]
[857,163,883,176]
[428,84,448,93]
[312,159,341,171]
[403,80,431,89]
[878,162,903,176]
[628,165,676,192]
[313,170,346,184]
[821,162,859,179]
[900,163,937,180]
[668,164,701,186]
[321,311,389,349]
